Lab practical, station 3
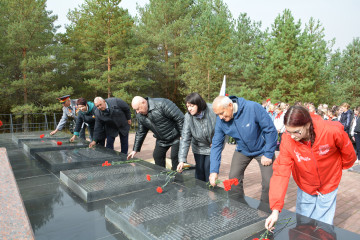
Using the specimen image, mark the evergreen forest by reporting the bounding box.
[1,0,360,115]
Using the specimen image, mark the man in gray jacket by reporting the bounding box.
[127,96,184,170]
[89,97,131,154]
[50,95,86,139]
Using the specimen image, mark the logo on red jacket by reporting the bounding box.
[319,144,330,155]
[294,150,311,162]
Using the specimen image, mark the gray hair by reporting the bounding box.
[94,97,105,104]
[212,96,232,109]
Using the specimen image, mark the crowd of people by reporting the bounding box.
[49,94,357,232]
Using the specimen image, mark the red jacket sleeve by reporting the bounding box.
[269,137,294,211]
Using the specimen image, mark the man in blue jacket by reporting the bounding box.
[209,96,277,205]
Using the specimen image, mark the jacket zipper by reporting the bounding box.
[310,145,322,193]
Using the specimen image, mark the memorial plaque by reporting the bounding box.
[22,139,88,156]
[60,162,170,202]
[12,132,70,147]
[106,185,267,240]
[35,146,127,171]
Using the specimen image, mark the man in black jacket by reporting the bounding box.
[89,97,132,154]
[127,96,184,170]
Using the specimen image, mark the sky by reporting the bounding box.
[46,0,360,51]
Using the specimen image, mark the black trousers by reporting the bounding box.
[106,132,129,154]
[153,141,180,171]
[354,133,360,160]
[193,153,210,182]
[229,151,274,205]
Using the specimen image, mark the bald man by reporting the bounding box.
[89,97,131,153]
[127,96,184,170]
[210,95,277,205]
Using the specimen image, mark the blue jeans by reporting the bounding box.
[106,132,129,154]
[193,153,210,182]
[296,187,338,225]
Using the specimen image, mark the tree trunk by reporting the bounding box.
[23,48,28,132]
[107,18,112,98]
[207,69,210,101]
[108,52,111,98]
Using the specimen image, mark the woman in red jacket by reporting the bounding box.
[265,106,356,231]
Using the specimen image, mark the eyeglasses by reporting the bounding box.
[286,126,305,136]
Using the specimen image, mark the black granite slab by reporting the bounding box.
[22,139,88,157]
[246,208,360,240]
[2,132,360,240]
[60,162,178,202]
[106,184,267,240]
[16,174,59,190]
[12,167,50,180]
[34,146,127,172]
[12,132,70,147]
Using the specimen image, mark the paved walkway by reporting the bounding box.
[114,132,360,234]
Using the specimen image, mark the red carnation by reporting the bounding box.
[40,134,45,138]
[102,161,111,166]
[156,187,163,194]
[146,174,151,181]
[230,178,239,186]
[223,180,232,191]
[0,120,3,127]
[57,141,62,145]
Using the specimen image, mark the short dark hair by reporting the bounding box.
[76,97,87,106]
[185,92,207,114]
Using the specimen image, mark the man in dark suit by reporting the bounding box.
[89,97,132,154]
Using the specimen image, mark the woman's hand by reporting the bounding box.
[265,210,279,232]
[177,162,185,172]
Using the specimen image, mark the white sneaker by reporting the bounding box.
[356,159,359,164]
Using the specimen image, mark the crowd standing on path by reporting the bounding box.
[48,93,359,231]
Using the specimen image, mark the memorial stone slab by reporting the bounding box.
[106,185,267,240]
[22,139,88,156]
[34,146,127,171]
[12,132,70,147]
[60,162,174,202]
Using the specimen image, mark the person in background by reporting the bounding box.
[274,103,286,151]
[128,96,184,170]
[267,103,277,122]
[89,97,131,153]
[340,103,353,135]
[177,93,216,182]
[265,106,356,231]
[351,106,360,164]
[50,95,86,139]
[209,96,277,205]
[69,98,100,143]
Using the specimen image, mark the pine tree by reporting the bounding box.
[1,0,58,117]
[331,38,360,106]
[259,9,331,104]
[180,0,233,102]
[137,0,194,104]
[66,0,148,102]
[228,13,266,102]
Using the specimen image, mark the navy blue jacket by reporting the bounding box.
[210,96,277,173]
